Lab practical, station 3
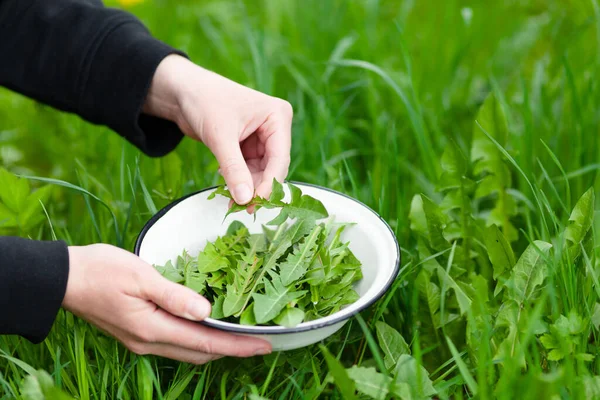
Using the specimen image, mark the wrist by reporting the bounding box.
[63,245,85,312]
[142,54,190,123]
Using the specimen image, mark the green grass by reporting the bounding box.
[1,0,600,398]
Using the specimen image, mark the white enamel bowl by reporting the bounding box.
[134,182,400,351]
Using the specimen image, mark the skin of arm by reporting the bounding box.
[62,55,294,363]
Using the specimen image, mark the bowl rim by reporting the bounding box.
[134,181,400,335]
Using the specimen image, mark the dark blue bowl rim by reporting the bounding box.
[134,181,401,335]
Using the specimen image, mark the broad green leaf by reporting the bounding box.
[436,267,472,315]
[267,183,328,225]
[583,376,600,399]
[207,186,233,200]
[471,93,518,242]
[565,310,584,335]
[252,274,307,324]
[493,301,526,367]
[185,271,206,293]
[441,140,466,176]
[197,242,229,273]
[154,261,184,283]
[269,178,285,203]
[472,93,508,162]
[540,310,585,361]
[226,220,247,236]
[484,224,516,280]
[240,303,257,325]
[393,355,436,399]
[565,187,595,261]
[223,255,263,317]
[320,345,357,400]
[222,287,243,318]
[20,185,53,232]
[339,289,360,306]
[21,369,74,400]
[504,240,552,304]
[0,201,18,231]
[416,269,443,329]
[327,224,351,260]
[565,187,595,244]
[215,227,248,254]
[235,238,293,318]
[440,190,463,212]
[320,282,351,300]
[391,382,413,400]
[282,219,315,246]
[210,296,225,319]
[408,194,428,236]
[346,366,392,400]
[247,234,267,254]
[421,195,449,252]
[0,167,30,213]
[279,225,322,286]
[206,270,227,289]
[539,333,559,351]
[273,307,305,327]
[375,321,410,371]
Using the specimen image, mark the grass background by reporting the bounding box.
[1,0,600,398]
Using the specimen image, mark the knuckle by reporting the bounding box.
[124,340,148,355]
[160,287,180,312]
[219,157,244,176]
[135,330,155,344]
[130,322,156,343]
[194,338,216,354]
[132,268,148,287]
[278,100,293,118]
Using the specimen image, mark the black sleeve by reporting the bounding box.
[0,237,70,343]
[0,0,187,343]
[0,0,186,157]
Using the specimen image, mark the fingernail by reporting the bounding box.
[234,184,252,204]
[254,347,272,356]
[189,299,210,320]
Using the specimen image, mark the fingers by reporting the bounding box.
[134,343,223,365]
[255,156,290,200]
[145,309,272,357]
[211,138,255,204]
[143,274,211,321]
[255,106,292,199]
[241,135,264,159]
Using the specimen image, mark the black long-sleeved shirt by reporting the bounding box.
[0,0,185,343]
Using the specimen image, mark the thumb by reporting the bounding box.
[144,274,212,321]
[211,140,254,204]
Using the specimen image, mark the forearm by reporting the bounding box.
[0,237,69,343]
[0,0,185,156]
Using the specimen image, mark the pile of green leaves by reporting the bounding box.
[154,180,363,327]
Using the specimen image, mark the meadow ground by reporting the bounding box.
[1,0,600,398]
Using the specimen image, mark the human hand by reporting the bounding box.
[63,244,272,364]
[143,54,293,204]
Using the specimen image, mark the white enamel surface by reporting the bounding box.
[235,321,348,351]
[137,183,398,351]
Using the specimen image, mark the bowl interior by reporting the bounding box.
[136,183,399,332]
